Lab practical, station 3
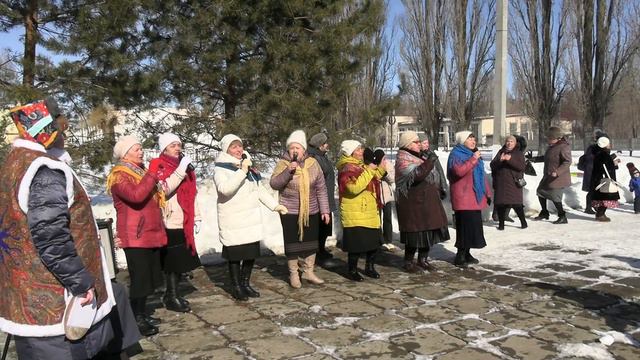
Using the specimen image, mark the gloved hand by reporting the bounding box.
[373,149,385,165]
[177,155,192,173]
[524,150,533,160]
[194,220,201,234]
[241,158,253,173]
[487,197,492,206]
[363,147,375,165]
[427,151,439,162]
[274,205,288,215]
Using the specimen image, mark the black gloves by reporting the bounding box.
[524,150,533,160]
[487,197,492,206]
[363,147,375,165]
[373,149,385,165]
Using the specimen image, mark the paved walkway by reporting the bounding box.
[2,247,640,359]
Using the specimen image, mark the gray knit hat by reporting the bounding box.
[308,133,328,148]
[546,126,564,140]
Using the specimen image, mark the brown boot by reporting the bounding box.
[287,259,302,288]
[300,254,325,284]
[403,261,421,273]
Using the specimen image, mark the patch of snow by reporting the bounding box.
[556,343,615,360]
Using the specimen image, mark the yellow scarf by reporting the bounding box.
[273,157,315,240]
[106,162,166,209]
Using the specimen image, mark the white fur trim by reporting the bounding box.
[12,138,46,153]
[18,157,75,213]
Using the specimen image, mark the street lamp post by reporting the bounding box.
[388,110,396,158]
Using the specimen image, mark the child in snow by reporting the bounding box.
[628,163,640,214]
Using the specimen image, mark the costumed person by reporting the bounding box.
[447,131,491,268]
[628,163,640,214]
[336,140,386,281]
[270,130,331,288]
[0,99,141,358]
[490,135,527,230]
[307,132,339,267]
[108,135,188,335]
[526,126,572,224]
[214,134,287,300]
[395,131,450,272]
[149,133,201,312]
[589,137,620,221]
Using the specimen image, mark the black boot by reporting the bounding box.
[514,206,528,229]
[553,214,568,224]
[241,260,260,298]
[497,205,506,230]
[163,273,191,312]
[363,250,380,279]
[131,297,158,337]
[465,249,479,264]
[228,262,248,301]
[534,209,550,220]
[416,249,435,271]
[454,249,467,268]
[347,253,364,281]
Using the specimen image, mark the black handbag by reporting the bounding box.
[511,170,527,188]
[524,160,537,176]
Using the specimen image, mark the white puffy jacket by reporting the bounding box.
[213,151,279,247]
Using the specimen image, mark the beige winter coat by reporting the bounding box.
[161,168,202,229]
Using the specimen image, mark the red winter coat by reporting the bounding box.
[448,156,492,211]
[110,171,167,249]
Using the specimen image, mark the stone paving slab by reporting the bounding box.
[2,247,640,359]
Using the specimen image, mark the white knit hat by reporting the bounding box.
[455,131,473,145]
[286,130,307,150]
[340,140,362,156]
[158,132,181,152]
[398,131,419,149]
[113,135,141,160]
[597,136,610,148]
[220,134,242,153]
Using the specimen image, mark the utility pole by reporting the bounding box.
[493,0,508,146]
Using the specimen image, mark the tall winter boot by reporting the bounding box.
[454,248,467,268]
[552,202,568,224]
[363,250,380,279]
[163,272,190,312]
[301,254,325,284]
[497,205,506,230]
[228,262,249,300]
[241,260,260,297]
[287,258,302,288]
[514,206,528,229]
[347,253,364,281]
[131,297,158,337]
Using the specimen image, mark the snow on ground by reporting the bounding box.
[90,149,640,277]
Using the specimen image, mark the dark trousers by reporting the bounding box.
[381,202,394,244]
[635,197,640,214]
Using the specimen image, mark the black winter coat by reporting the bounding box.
[307,145,337,212]
[490,147,526,205]
[590,148,620,201]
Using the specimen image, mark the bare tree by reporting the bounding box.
[569,0,640,135]
[449,0,496,131]
[510,0,568,153]
[399,0,447,146]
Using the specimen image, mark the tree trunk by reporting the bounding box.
[23,0,38,87]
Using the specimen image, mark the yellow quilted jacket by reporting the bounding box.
[336,155,386,229]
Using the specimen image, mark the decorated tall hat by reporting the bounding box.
[9,97,66,148]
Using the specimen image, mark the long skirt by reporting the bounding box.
[281,213,320,258]
[401,227,450,249]
[454,210,487,249]
[162,228,201,273]
[14,283,141,359]
[123,247,163,298]
[222,241,261,261]
[537,186,564,203]
[342,226,382,253]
